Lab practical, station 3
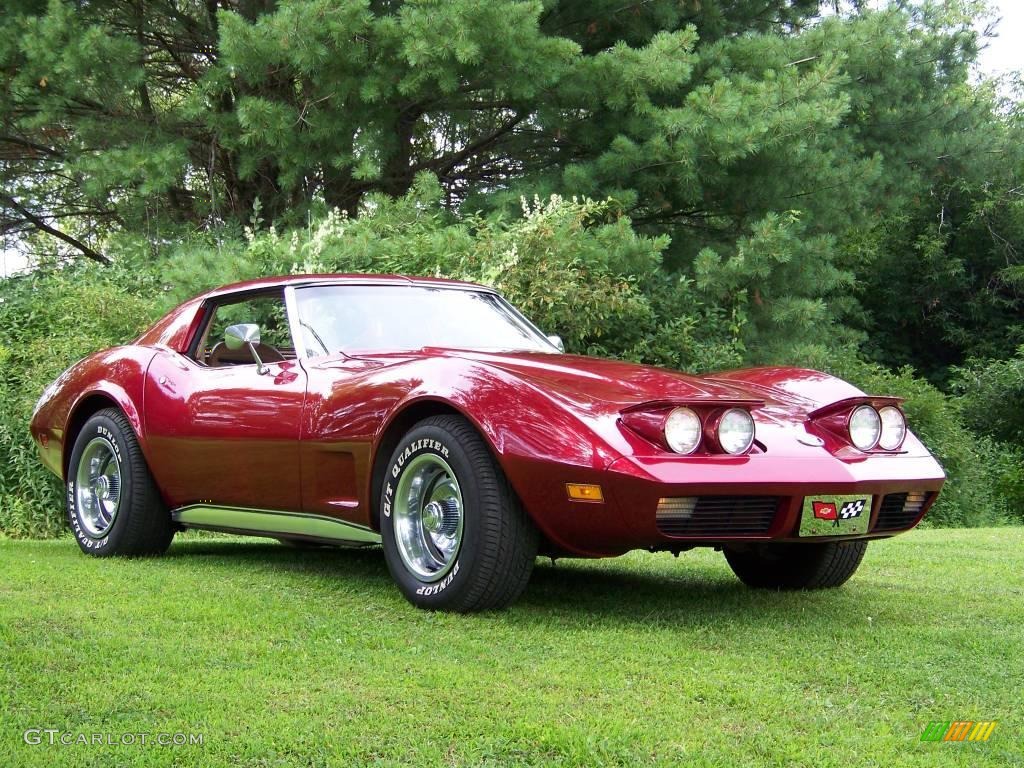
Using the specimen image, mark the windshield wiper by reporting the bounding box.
[299,319,330,356]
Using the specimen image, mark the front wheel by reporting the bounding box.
[66,408,174,557]
[724,540,868,589]
[380,415,538,612]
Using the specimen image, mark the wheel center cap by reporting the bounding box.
[421,499,442,536]
[94,475,110,499]
[419,499,460,536]
[423,498,460,537]
[422,501,444,533]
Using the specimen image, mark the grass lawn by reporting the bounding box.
[1,527,1021,767]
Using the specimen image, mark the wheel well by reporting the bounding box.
[63,394,121,479]
[368,400,473,532]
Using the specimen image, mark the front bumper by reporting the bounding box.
[613,452,944,550]
[513,451,946,558]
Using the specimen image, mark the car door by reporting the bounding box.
[290,284,395,526]
[143,289,306,511]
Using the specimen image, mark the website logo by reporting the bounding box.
[920,721,997,742]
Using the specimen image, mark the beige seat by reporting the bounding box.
[206,341,285,367]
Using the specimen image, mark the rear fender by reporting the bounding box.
[31,347,158,481]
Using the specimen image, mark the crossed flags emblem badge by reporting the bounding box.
[812,499,866,527]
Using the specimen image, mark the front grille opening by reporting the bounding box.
[656,495,780,536]
[875,491,930,531]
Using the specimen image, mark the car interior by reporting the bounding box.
[192,292,296,367]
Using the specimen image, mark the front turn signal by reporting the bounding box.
[566,483,604,502]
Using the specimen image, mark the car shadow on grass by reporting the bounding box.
[163,537,884,627]
[517,560,885,627]
[164,536,390,581]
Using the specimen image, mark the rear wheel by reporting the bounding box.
[66,408,174,557]
[724,540,868,589]
[380,415,538,612]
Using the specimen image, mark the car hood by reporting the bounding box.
[428,349,768,414]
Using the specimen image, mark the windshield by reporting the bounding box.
[293,284,555,356]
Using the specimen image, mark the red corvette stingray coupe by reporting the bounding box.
[31,274,944,610]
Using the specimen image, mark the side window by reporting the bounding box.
[192,292,295,367]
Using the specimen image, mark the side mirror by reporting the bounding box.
[224,323,269,374]
[546,334,565,353]
[224,323,260,350]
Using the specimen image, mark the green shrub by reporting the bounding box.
[0,260,165,537]
[976,440,1024,525]
[951,347,1024,445]
[945,351,1024,523]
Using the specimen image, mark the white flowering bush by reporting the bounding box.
[159,174,743,366]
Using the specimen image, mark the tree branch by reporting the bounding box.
[417,113,525,178]
[0,194,112,265]
[0,135,63,158]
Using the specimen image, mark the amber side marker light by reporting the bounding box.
[566,483,604,502]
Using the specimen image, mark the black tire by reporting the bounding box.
[66,408,174,557]
[723,540,868,589]
[380,415,538,612]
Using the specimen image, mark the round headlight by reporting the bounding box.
[878,406,906,450]
[717,408,755,455]
[665,407,702,455]
[849,405,881,450]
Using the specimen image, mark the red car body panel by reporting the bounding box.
[31,274,945,558]
[32,346,158,480]
[143,352,307,511]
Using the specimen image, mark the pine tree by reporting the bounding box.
[1,0,1015,365]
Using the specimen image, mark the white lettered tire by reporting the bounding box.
[380,415,538,611]
[66,408,174,557]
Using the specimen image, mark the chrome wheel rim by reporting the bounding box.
[393,453,464,582]
[75,437,121,538]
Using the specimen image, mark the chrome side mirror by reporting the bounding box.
[224,323,260,350]
[224,323,269,374]
[546,334,565,353]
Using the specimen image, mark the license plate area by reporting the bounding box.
[799,494,871,537]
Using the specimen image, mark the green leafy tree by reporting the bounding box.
[0,4,924,241]
[851,95,1024,380]
[2,1,980,352]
